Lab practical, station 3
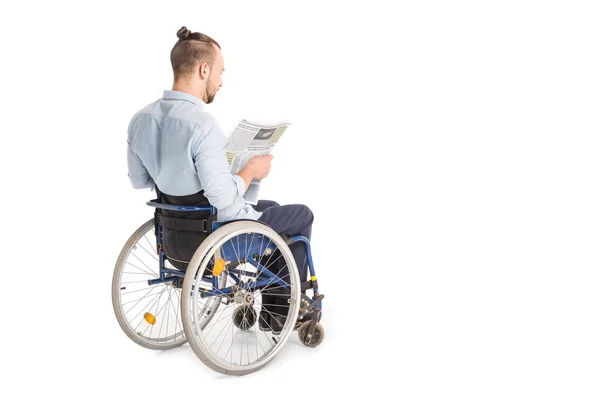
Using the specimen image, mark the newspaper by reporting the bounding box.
[226,119,290,205]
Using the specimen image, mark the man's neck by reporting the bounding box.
[172,82,206,102]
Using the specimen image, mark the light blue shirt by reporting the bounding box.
[127,90,262,222]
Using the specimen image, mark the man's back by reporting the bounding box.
[127,90,261,222]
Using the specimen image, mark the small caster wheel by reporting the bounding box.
[233,305,257,331]
[298,321,325,347]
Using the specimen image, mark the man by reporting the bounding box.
[126,26,314,332]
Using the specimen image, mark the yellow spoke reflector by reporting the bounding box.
[144,312,156,325]
[213,259,225,276]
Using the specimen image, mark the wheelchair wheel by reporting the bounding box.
[298,321,325,348]
[112,219,187,350]
[182,221,301,375]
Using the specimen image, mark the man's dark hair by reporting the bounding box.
[170,26,221,80]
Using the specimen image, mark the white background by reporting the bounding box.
[1,0,599,398]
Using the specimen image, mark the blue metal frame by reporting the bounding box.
[146,201,216,214]
[145,200,320,309]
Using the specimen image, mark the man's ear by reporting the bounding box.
[199,62,210,79]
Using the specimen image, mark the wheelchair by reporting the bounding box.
[111,199,325,375]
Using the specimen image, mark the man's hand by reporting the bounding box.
[236,155,273,189]
[246,155,273,179]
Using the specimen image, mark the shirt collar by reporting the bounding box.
[162,90,205,107]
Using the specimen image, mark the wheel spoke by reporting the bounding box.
[183,222,301,372]
[113,220,185,349]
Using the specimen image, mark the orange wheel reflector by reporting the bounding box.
[213,259,225,276]
[144,312,156,325]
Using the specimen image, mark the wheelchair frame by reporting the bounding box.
[146,200,322,312]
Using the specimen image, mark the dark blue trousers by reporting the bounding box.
[254,200,314,283]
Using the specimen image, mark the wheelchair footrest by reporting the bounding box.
[296,294,324,328]
[304,294,324,313]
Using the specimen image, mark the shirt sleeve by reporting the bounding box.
[127,133,154,189]
[192,121,247,210]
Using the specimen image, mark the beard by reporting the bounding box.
[205,80,218,104]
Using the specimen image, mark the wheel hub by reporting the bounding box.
[232,286,254,306]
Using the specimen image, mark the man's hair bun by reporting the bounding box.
[177,26,191,40]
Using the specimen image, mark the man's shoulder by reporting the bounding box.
[172,103,219,130]
[133,100,156,116]
[131,99,219,131]
[128,100,159,129]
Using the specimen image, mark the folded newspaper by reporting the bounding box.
[226,119,290,205]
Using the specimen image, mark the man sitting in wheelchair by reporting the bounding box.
[115,27,323,374]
